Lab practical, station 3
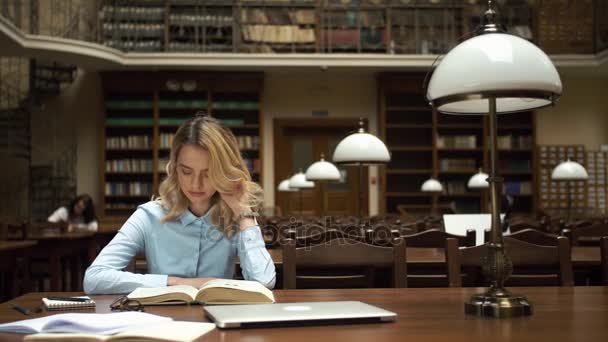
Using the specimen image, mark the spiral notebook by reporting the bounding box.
[42,296,96,311]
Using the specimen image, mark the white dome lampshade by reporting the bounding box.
[289,172,315,189]
[426,15,562,115]
[468,170,490,189]
[421,178,444,192]
[551,159,589,180]
[277,179,297,192]
[305,155,341,181]
[333,119,391,164]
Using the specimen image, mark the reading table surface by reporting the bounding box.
[1,287,608,341]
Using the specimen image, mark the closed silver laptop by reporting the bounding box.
[204,301,397,328]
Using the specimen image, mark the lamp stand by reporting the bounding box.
[358,163,364,225]
[465,96,532,318]
[299,189,303,216]
[566,181,572,222]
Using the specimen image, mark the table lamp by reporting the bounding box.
[421,178,443,215]
[289,171,315,216]
[426,0,562,317]
[305,154,341,216]
[332,119,390,222]
[278,179,298,215]
[551,159,589,221]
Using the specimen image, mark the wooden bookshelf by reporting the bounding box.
[378,72,537,215]
[100,71,263,218]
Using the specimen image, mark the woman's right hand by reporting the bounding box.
[167,276,216,288]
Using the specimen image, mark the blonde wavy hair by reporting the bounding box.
[157,115,263,237]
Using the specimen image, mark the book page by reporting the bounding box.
[128,285,199,302]
[0,312,172,335]
[197,279,274,302]
[24,321,216,342]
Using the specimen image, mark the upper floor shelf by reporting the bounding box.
[95,0,608,55]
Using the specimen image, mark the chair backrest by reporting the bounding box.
[563,223,608,246]
[446,236,573,287]
[0,220,27,240]
[507,228,560,246]
[282,237,407,289]
[403,228,476,248]
[601,236,608,286]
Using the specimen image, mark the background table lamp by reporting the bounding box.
[288,171,315,216]
[421,178,444,215]
[305,154,341,216]
[278,179,298,215]
[426,0,562,317]
[332,119,390,222]
[551,159,589,221]
[467,169,490,189]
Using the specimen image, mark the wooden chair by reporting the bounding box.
[446,236,574,287]
[601,236,608,286]
[563,223,608,246]
[402,229,476,248]
[396,229,474,287]
[507,228,560,246]
[282,237,406,289]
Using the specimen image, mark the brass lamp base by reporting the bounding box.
[465,292,533,318]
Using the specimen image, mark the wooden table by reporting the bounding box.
[0,241,37,300]
[1,287,608,341]
[26,231,97,292]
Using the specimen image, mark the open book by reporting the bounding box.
[24,321,215,342]
[127,279,275,305]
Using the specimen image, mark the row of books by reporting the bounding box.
[436,135,476,149]
[444,181,467,195]
[103,39,163,52]
[244,158,261,174]
[100,6,165,21]
[241,9,315,25]
[159,133,174,149]
[159,100,207,109]
[242,25,315,43]
[238,136,260,150]
[504,181,532,195]
[323,28,385,46]
[170,13,233,26]
[103,23,164,37]
[105,182,153,196]
[105,203,138,210]
[106,159,154,173]
[439,158,476,172]
[106,135,152,150]
[323,10,384,27]
[497,135,533,149]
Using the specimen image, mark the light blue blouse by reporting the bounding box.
[83,201,276,294]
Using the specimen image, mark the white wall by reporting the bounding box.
[261,70,380,215]
[536,75,608,149]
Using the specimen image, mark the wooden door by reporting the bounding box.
[274,119,368,217]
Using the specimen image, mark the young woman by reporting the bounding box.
[48,194,98,232]
[84,115,275,294]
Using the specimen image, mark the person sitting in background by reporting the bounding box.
[83,114,275,295]
[48,194,98,232]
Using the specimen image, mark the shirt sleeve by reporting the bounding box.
[48,207,68,223]
[236,225,276,289]
[83,208,167,294]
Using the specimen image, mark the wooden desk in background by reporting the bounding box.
[26,231,96,292]
[0,241,37,300]
[1,287,607,341]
